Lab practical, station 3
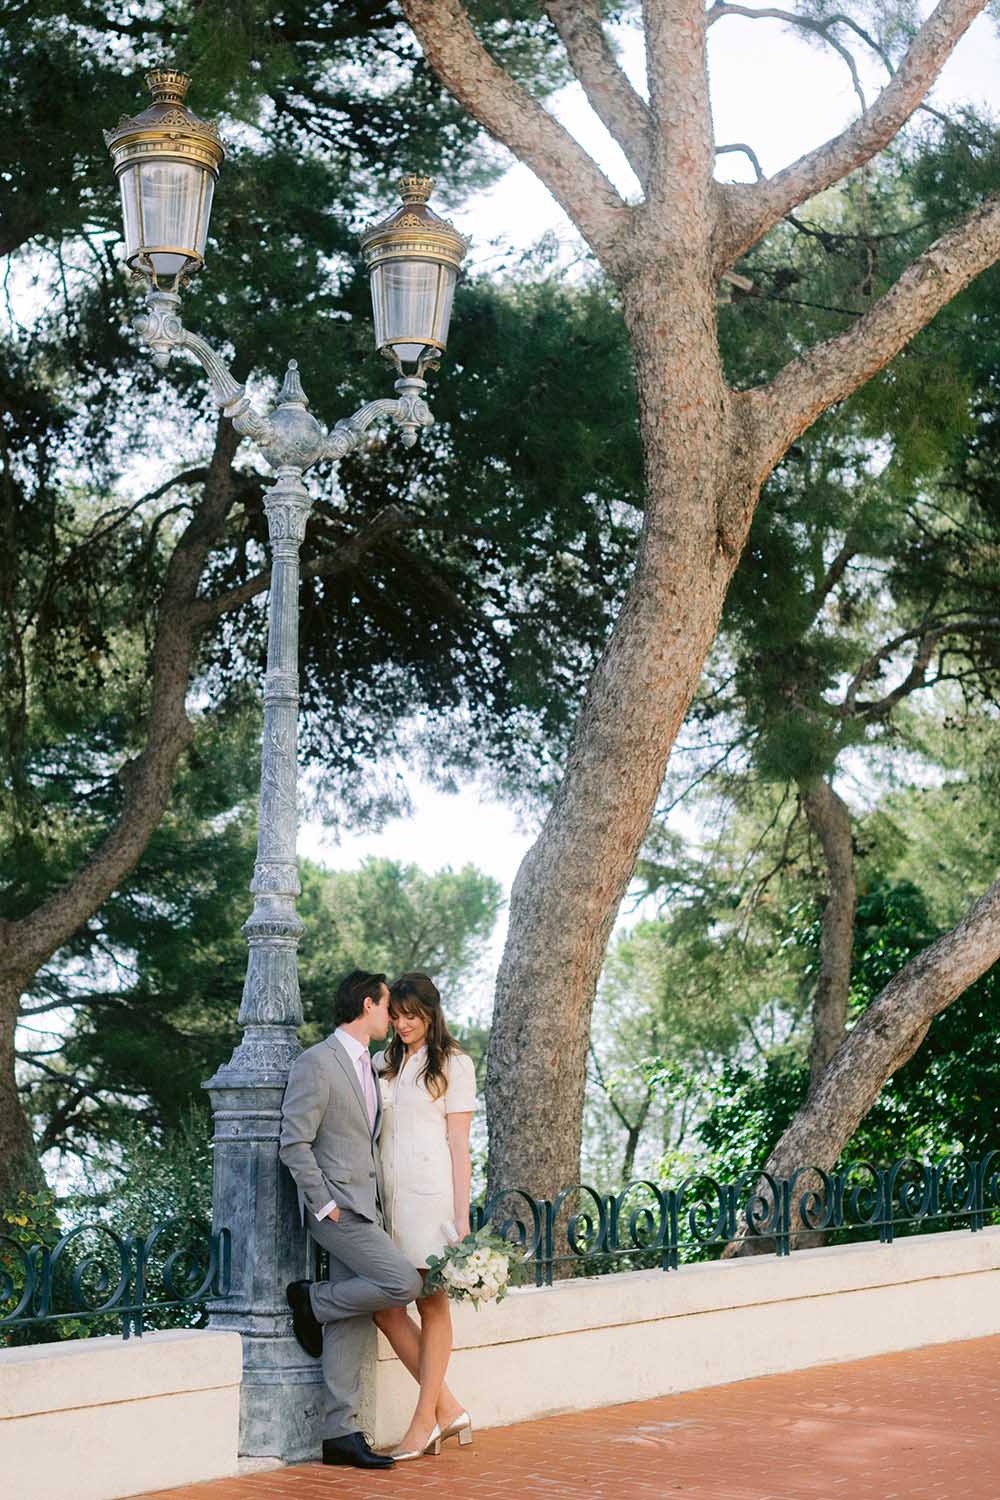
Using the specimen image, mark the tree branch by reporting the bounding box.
[15,1054,71,1080]
[1,420,242,989]
[36,1085,111,1158]
[835,615,1000,721]
[708,5,869,110]
[807,535,857,618]
[764,869,1000,1178]
[716,142,764,181]
[800,779,856,1085]
[725,865,1000,1254]
[643,0,716,231]
[18,993,131,1018]
[70,468,208,555]
[845,628,938,720]
[400,0,634,275]
[587,1041,640,1133]
[713,0,988,270]
[746,192,1000,476]
[191,503,413,625]
[545,0,653,188]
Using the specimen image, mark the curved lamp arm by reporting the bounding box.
[132,289,434,472]
[133,291,246,412]
[323,379,434,460]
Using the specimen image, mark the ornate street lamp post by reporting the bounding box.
[105,70,468,1460]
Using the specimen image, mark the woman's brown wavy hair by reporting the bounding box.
[383,972,461,1100]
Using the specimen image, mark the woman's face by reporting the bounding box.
[391,1002,429,1051]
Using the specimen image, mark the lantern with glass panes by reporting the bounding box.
[360,174,468,376]
[104,69,223,289]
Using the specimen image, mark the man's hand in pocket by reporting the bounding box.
[326,1206,341,1223]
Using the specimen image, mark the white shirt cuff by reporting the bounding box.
[314,1198,337,1220]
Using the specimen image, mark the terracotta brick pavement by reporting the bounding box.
[127,1334,1000,1500]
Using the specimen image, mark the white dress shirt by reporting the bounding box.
[314,1027,376,1221]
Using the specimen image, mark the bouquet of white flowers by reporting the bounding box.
[424,1225,512,1309]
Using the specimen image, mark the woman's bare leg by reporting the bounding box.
[393,1289,455,1451]
[372,1303,463,1428]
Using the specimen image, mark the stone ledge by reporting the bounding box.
[373,1226,1000,1445]
[1,1330,242,1500]
[376,1225,1000,1357]
[0,1328,243,1421]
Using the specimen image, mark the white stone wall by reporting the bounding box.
[0,1327,242,1500]
[373,1226,1000,1447]
[8,1229,999,1489]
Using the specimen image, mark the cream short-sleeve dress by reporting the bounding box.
[375,1046,476,1268]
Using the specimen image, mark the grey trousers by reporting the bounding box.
[307,1208,424,1440]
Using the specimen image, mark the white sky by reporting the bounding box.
[302,8,1000,999]
[455,11,999,249]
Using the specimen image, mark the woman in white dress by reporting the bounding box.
[372,972,476,1461]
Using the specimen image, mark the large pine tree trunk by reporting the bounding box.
[801,779,857,1086]
[487,256,758,1196]
[0,982,47,1204]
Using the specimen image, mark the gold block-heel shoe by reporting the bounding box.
[440,1412,473,1447]
[392,1424,441,1461]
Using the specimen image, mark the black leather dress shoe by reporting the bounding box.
[285,1279,322,1359]
[322,1432,394,1468]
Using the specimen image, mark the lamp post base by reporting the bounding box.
[205,1048,340,1462]
[213,1313,326,1461]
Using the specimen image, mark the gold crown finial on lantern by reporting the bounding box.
[145,68,192,106]
[360,176,468,277]
[104,69,224,158]
[399,174,434,206]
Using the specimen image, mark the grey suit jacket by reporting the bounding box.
[278,1034,385,1225]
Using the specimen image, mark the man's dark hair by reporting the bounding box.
[333,970,387,1026]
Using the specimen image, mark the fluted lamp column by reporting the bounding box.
[104,68,468,1461]
[203,391,320,1464]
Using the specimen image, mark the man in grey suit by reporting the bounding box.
[279,968,423,1469]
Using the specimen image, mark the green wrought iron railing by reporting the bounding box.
[472,1151,1000,1287]
[7,1152,996,1335]
[0,1216,231,1340]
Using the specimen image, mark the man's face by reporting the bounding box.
[366,983,391,1040]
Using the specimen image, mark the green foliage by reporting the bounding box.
[0,1188,60,1250]
[24,824,502,1165]
[299,857,502,1008]
[576,126,1000,1194]
[586,786,814,1185]
[873,730,1000,927]
[0,1188,90,1347]
[849,880,937,1010]
[705,131,1000,800]
[695,1049,810,1182]
[78,1106,215,1234]
[22,711,261,1155]
[8,0,1000,1213]
[849,882,1000,1160]
[1,0,639,1201]
[695,880,1000,1177]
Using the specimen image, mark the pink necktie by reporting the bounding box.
[361,1058,377,1131]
